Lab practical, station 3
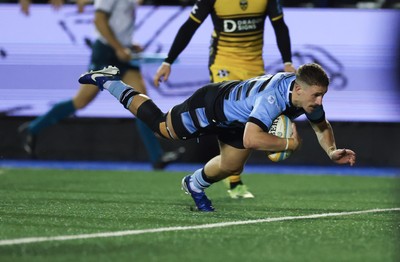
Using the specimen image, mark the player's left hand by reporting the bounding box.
[153,63,171,87]
[290,123,302,151]
[131,44,144,53]
[330,149,356,166]
[115,47,132,62]
[284,63,296,73]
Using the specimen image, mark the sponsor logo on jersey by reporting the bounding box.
[223,17,263,33]
[240,0,248,10]
[191,3,199,15]
[268,95,275,104]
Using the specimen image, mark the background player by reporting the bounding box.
[18,0,184,169]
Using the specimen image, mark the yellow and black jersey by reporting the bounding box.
[165,0,291,82]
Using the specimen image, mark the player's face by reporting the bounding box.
[299,85,327,113]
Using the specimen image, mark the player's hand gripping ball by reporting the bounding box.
[267,115,293,162]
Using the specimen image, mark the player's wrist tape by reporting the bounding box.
[284,62,293,66]
[285,138,290,151]
[162,62,171,67]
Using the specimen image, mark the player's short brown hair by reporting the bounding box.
[296,63,329,87]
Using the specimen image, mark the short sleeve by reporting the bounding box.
[248,94,282,132]
[94,0,117,13]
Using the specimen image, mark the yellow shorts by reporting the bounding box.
[209,64,265,83]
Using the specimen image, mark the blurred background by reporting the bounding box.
[0,0,399,168]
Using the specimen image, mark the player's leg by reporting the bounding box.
[72,83,100,109]
[122,70,162,165]
[209,64,257,198]
[182,141,251,211]
[204,141,251,181]
[78,67,175,140]
[18,82,99,157]
[122,69,183,169]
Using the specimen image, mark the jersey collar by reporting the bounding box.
[287,80,295,107]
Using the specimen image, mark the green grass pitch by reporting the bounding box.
[0,168,399,262]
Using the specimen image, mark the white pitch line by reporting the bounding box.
[1,207,399,246]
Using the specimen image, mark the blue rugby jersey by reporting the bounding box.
[175,72,325,138]
[217,72,325,131]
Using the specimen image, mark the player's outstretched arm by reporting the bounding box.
[311,119,356,166]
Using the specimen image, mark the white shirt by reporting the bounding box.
[94,0,136,47]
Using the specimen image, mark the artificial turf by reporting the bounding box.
[0,168,399,262]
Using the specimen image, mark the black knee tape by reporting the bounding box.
[136,100,166,136]
[120,89,139,109]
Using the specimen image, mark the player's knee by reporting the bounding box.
[220,165,243,176]
[72,99,90,109]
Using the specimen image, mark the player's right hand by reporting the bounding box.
[290,123,302,151]
[115,48,132,63]
[153,63,171,87]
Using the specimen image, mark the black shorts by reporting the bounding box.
[170,83,245,149]
[89,40,140,74]
[214,125,245,149]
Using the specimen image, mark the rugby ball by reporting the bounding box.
[267,115,293,162]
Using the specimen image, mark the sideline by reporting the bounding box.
[1,207,399,246]
[1,160,399,177]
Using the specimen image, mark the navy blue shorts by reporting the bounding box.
[88,40,140,75]
[170,83,245,149]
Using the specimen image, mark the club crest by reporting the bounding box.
[217,69,230,78]
[240,0,248,10]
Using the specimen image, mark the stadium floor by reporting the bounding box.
[0,159,399,177]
